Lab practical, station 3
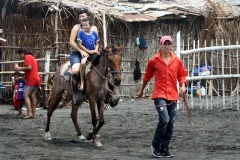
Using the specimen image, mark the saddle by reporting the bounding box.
[59,60,86,82]
[60,61,72,81]
[60,54,102,82]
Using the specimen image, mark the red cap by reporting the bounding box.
[160,36,172,44]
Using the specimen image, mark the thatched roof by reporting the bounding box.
[178,0,240,18]
[0,0,237,24]
[17,0,204,22]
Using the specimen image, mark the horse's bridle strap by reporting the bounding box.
[110,70,122,74]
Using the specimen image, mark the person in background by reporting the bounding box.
[14,48,41,119]
[77,17,99,91]
[12,71,25,117]
[137,36,187,158]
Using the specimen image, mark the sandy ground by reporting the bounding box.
[0,98,240,160]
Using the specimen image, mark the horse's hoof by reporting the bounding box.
[86,131,93,140]
[78,135,86,142]
[94,139,103,147]
[44,132,52,140]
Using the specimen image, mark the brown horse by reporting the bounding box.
[44,46,123,147]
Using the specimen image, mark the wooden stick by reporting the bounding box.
[182,93,193,127]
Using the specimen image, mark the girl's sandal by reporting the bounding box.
[22,115,34,119]
[16,114,24,118]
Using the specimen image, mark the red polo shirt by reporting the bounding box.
[24,55,41,86]
[143,51,186,101]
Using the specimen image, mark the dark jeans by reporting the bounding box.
[152,98,177,149]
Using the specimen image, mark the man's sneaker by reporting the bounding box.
[161,148,174,158]
[151,145,161,158]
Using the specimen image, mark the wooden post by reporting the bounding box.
[221,39,225,107]
[54,0,62,64]
[44,51,51,108]
[233,40,239,110]
[2,0,10,19]
[102,12,107,48]
[176,31,180,110]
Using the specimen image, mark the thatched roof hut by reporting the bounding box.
[0,0,239,100]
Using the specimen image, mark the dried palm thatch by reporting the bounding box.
[199,0,239,46]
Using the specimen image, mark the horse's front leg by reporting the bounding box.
[96,100,105,133]
[94,100,105,147]
[87,99,105,147]
[71,104,86,142]
[86,97,97,140]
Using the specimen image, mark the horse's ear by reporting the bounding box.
[103,47,112,53]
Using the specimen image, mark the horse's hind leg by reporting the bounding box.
[71,104,86,142]
[44,87,63,140]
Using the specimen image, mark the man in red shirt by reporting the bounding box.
[137,36,186,158]
[14,48,41,119]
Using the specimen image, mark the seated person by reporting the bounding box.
[77,17,99,91]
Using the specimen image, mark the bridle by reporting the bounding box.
[109,70,122,75]
[87,52,122,88]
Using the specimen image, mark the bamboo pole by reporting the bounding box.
[237,41,239,110]
[229,40,232,108]
[210,40,213,109]
[235,41,239,110]
[54,0,62,60]
[221,39,225,107]
[204,40,209,109]
[197,40,202,109]
[2,0,10,19]
[181,45,240,55]
[176,31,180,110]
[44,51,51,91]
[191,40,195,109]
[0,72,56,75]
[102,12,107,48]
[0,59,58,64]
[186,74,240,81]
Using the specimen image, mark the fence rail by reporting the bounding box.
[180,40,240,110]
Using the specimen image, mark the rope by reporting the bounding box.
[86,59,119,89]
[154,96,193,127]
[155,100,178,108]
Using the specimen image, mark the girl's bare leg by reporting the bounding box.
[80,58,87,91]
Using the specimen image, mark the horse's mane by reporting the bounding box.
[88,54,102,66]
[88,45,120,66]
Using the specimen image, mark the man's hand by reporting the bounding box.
[136,90,143,98]
[179,83,186,95]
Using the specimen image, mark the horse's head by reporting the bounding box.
[103,46,123,86]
